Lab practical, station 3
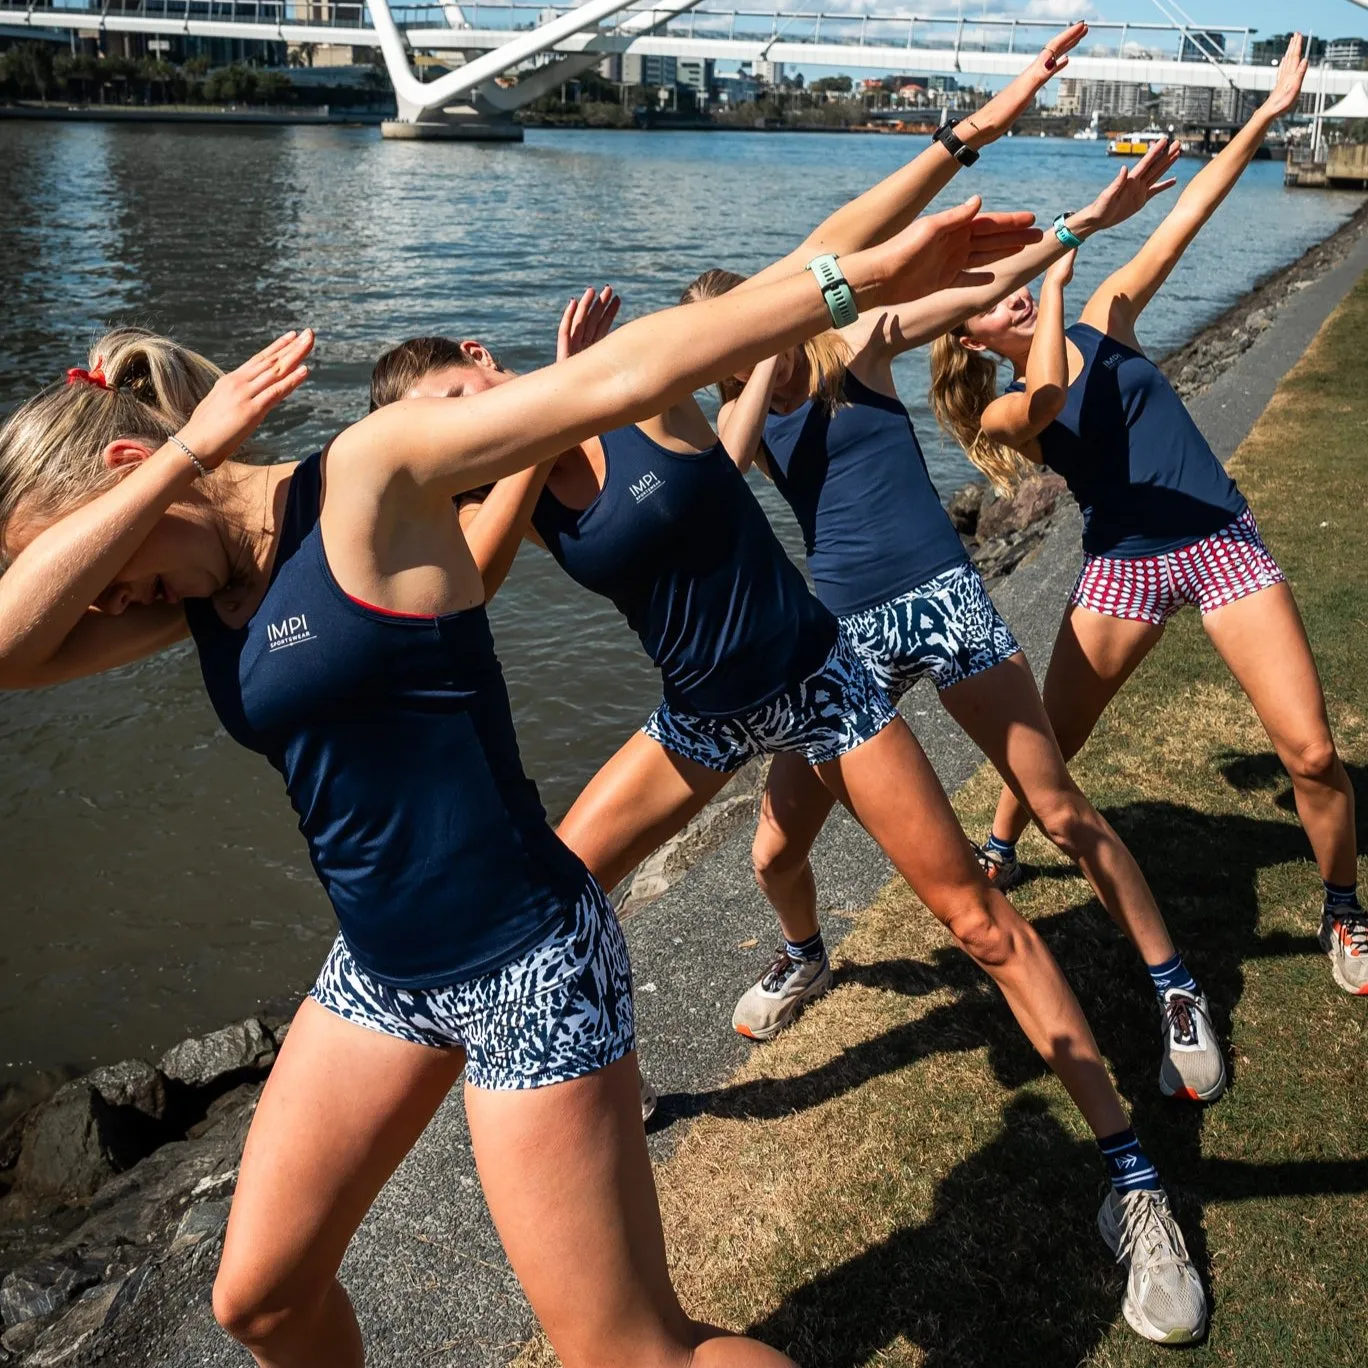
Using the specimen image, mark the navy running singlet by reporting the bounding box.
[532,425,837,717]
[1017,323,1246,558]
[185,452,587,988]
[762,371,970,616]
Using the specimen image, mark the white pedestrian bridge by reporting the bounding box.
[3,2,1355,136]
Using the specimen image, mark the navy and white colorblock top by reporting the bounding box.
[531,424,837,718]
[185,452,587,989]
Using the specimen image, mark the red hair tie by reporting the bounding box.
[66,362,112,391]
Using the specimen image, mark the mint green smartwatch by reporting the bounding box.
[1052,213,1085,250]
[806,253,858,329]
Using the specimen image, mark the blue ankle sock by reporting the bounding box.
[784,929,826,963]
[984,833,1016,861]
[1147,953,1199,1001]
[1098,1128,1162,1195]
[1324,880,1362,912]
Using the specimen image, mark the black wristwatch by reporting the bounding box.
[932,120,980,167]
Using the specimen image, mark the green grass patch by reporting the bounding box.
[516,282,1368,1367]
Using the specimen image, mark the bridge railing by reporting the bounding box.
[3,0,1263,64]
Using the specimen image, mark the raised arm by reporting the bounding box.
[740,22,1087,294]
[979,252,1075,453]
[845,138,1181,361]
[717,356,780,476]
[0,331,313,689]
[1081,33,1308,338]
[332,200,1040,501]
[459,287,618,599]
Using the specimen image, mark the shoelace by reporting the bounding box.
[760,947,799,993]
[972,842,1009,879]
[1162,992,1205,1047]
[1114,1190,1189,1271]
[1332,911,1368,957]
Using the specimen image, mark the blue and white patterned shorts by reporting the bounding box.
[309,878,634,1091]
[641,632,898,773]
[840,561,1021,703]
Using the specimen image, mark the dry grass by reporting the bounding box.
[515,281,1368,1366]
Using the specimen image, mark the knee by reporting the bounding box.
[212,1266,311,1350]
[941,894,1022,971]
[1031,788,1098,858]
[1283,734,1340,787]
[751,823,810,892]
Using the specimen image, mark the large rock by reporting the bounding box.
[26,1270,146,1367]
[158,1019,276,1091]
[974,472,1067,542]
[13,1086,122,1204]
[0,1258,102,1329]
[85,1061,167,1124]
[945,481,986,535]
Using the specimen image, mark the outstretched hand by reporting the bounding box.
[1260,33,1309,120]
[557,286,621,362]
[177,330,314,471]
[877,197,1041,300]
[959,21,1088,144]
[1045,248,1077,291]
[1082,136,1183,230]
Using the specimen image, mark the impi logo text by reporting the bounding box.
[630,470,664,504]
[267,614,315,652]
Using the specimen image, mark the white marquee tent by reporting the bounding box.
[1321,82,1368,120]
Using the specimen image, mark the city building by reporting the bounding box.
[713,69,758,106]
[597,52,677,88]
[676,57,715,105]
[1251,33,1324,66]
[1179,30,1226,64]
[752,58,784,86]
[1054,78,1152,119]
[1325,38,1368,70]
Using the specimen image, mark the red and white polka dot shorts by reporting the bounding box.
[1070,509,1285,627]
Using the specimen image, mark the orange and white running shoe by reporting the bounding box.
[1319,908,1368,995]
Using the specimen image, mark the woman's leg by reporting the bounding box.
[1201,582,1357,884]
[751,752,837,945]
[212,999,466,1368]
[557,731,733,891]
[732,753,840,1040]
[992,607,1165,850]
[941,652,1175,963]
[817,717,1129,1139]
[467,1055,795,1368]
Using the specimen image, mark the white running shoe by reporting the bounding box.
[640,1075,658,1124]
[1318,908,1368,995]
[732,948,833,1041]
[972,842,1023,891]
[1098,1187,1207,1345]
[1157,989,1227,1102]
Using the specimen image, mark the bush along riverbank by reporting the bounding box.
[2,202,1366,1364]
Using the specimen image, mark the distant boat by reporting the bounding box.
[1074,111,1101,141]
[1108,126,1176,157]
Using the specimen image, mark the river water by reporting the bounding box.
[0,122,1360,1086]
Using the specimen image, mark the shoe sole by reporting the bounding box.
[1159,1062,1228,1103]
[1097,1201,1207,1346]
[1319,928,1368,995]
[733,967,834,1042]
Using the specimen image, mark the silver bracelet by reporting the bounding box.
[167,433,210,479]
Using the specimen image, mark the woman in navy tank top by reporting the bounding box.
[931,35,1363,1006]
[376,29,1209,1347]
[0,234,972,1367]
[684,137,1234,1111]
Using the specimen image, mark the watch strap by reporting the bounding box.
[1052,213,1084,250]
[806,253,859,329]
[933,121,980,167]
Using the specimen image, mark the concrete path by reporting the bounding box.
[133,229,1368,1368]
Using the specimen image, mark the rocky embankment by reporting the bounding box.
[4,199,1367,1367]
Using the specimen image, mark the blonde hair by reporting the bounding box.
[929,330,1034,495]
[0,328,221,550]
[681,268,851,412]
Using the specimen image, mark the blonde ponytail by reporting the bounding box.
[929,331,1033,495]
[681,268,851,413]
[0,328,221,550]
